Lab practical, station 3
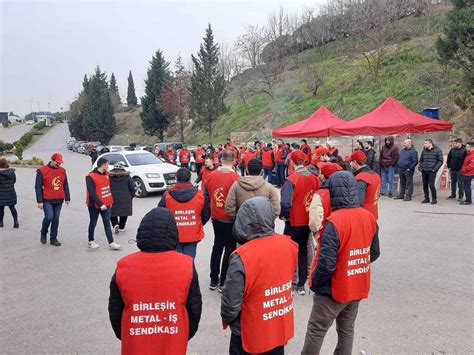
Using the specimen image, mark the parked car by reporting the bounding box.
[72,141,84,152]
[93,151,179,197]
[78,142,89,154]
[25,120,34,125]
[153,142,184,153]
[66,137,77,150]
[108,145,125,152]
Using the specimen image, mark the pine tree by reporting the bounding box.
[109,72,122,109]
[68,74,89,139]
[127,70,138,107]
[189,24,227,141]
[81,66,116,143]
[140,50,171,141]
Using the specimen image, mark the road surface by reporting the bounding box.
[0,123,33,143]
[1,123,473,354]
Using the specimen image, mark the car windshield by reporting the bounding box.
[126,152,162,166]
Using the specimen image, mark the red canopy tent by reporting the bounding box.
[272,105,346,138]
[330,97,453,136]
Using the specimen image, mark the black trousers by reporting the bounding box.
[88,206,114,243]
[450,170,464,198]
[210,220,236,286]
[229,333,284,355]
[195,163,203,176]
[0,205,18,222]
[462,175,473,203]
[422,171,437,200]
[110,216,128,229]
[398,169,414,198]
[284,222,310,287]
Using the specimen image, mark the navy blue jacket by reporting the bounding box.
[398,147,419,171]
[311,171,380,297]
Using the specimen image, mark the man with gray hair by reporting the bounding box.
[395,138,418,201]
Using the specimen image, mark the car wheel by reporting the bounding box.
[133,178,148,198]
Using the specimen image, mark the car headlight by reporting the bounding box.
[145,173,161,178]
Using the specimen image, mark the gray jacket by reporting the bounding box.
[220,196,276,336]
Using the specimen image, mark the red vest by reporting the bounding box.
[116,251,193,355]
[262,149,275,169]
[243,151,257,171]
[235,234,297,353]
[275,147,287,163]
[166,151,176,164]
[355,171,381,220]
[200,168,216,190]
[204,169,239,222]
[239,149,247,165]
[179,150,190,164]
[287,170,321,226]
[165,190,205,243]
[86,171,114,208]
[38,165,67,200]
[325,208,377,303]
[212,152,220,165]
[194,149,205,164]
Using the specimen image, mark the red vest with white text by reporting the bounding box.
[204,169,239,222]
[326,208,377,303]
[86,171,114,208]
[286,170,321,226]
[165,190,205,243]
[38,165,67,200]
[116,251,193,355]
[236,234,297,353]
[355,171,381,220]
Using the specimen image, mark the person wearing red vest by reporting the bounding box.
[35,153,71,246]
[275,140,289,187]
[242,147,257,174]
[460,141,474,205]
[222,196,298,354]
[238,145,247,176]
[280,151,321,295]
[194,154,216,189]
[193,145,206,176]
[159,168,211,258]
[86,158,121,250]
[165,146,177,165]
[178,145,191,169]
[262,143,275,182]
[300,139,312,163]
[204,150,240,292]
[109,207,202,355]
[311,146,330,166]
[347,150,382,221]
[302,171,380,355]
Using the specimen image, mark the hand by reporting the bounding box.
[66,201,70,207]
[100,205,107,211]
[37,203,43,210]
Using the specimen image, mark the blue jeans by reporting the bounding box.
[176,242,198,259]
[381,166,395,194]
[276,163,286,187]
[88,206,114,243]
[263,168,273,182]
[41,202,63,239]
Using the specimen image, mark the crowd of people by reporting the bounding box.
[0,134,473,354]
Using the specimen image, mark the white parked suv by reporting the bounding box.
[93,151,179,197]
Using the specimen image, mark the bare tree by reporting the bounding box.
[235,25,267,69]
[302,63,325,96]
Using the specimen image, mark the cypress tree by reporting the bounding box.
[109,72,121,109]
[127,70,138,107]
[189,24,227,141]
[140,50,171,141]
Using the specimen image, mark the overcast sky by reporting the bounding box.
[0,0,326,116]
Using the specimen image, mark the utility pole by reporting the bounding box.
[37,101,41,112]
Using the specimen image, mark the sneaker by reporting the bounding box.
[13,222,19,228]
[50,239,61,247]
[388,193,393,198]
[88,241,100,249]
[446,195,456,199]
[394,196,404,200]
[457,198,463,202]
[460,201,472,205]
[430,200,437,205]
[40,234,47,244]
[297,286,306,295]
[119,228,126,232]
[218,285,223,293]
[209,282,218,291]
[114,225,120,235]
[109,242,121,250]
[421,199,430,204]
[403,197,412,201]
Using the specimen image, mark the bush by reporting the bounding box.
[19,132,34,147]
[33,121,46,130]
[31,129,44,136]
[0,140,14,153]
[14,144,24,160]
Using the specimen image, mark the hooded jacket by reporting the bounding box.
[380,136,399,168]
[310,171,380,297]
[158,183,211,226]
[225,175,280,219]
[108,207,202,340]
[0,168,17,206]
[109,168,134,217]
[221,197,276,336]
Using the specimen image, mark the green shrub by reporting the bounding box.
[33,121,46,130]
[31,129,44,135]
[14,144,24,160]
[19,132,33,147]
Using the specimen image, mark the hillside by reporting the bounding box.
[114,8,471,145]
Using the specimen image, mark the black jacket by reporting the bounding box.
[108,207,202,340]
[158,183,211,226]
[419,146,443,172]
[35,163,71,204]
[109,168,134,217]
[398,147,419,171]
[353,165,377,206]
[310,171,380,297]
[365,148,376,170]
[86,168,108,207]
[0,168,17,206]
[447,146,467,171]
